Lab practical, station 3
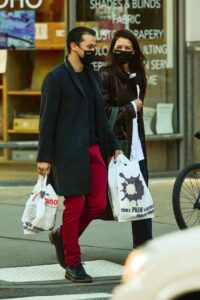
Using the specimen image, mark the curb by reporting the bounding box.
[0,277,120,299]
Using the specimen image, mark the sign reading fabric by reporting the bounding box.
[88,0,163,39]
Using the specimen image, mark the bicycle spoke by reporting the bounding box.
[198,212,200,225]
[188,176,198,199]
[181,207,195,212]
[192,171,200,191]
[182,177,198,194]
[188,212,199,227]
[183,210,195,224]
[181,180,195,197]
[182,210,195,216]
[196,180,200,192]
[195,212,200,225]
[180,193,195,204]
[181,202,194,207]
[173,164,200,229]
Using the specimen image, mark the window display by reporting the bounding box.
[75,0,179,172]
[0,10,35,49]
[0,0,66,164]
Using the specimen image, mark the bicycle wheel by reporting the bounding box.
[172,163,200,229]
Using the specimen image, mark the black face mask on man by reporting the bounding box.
[77,46,96,65]
[113,50,133,64]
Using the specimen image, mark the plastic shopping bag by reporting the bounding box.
[21,175,59,234]
[108,154,154,222]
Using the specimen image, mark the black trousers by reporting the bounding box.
[131,159,153,248]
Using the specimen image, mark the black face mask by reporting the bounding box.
[78,46,96,65]
[113,50,133,64]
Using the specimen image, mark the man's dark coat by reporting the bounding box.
[37,59,118,197]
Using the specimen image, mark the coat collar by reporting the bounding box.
[64,58,85,97]
[64,58,101,99]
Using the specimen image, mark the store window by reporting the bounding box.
[0,0,66,165]
[73,0,180,173]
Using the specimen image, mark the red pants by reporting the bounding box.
[60,145,107,267]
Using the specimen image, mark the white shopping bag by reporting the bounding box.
[21,175,59,234]
[108,154,154,222]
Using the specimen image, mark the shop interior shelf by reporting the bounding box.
[7,129,39,134]
[7,90,41,96]
[0,85,3,89]
[146,133,184,141]
[36,46,65,50]
[0,160,36,165]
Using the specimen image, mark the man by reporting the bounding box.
[37,27,122,283]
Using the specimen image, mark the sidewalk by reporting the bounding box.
[0,168,179,299]
[0,162,178,227]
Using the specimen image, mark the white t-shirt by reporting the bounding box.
[128,75,144,162]
[129,101,144,162]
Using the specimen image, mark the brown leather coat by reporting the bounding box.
[99,65,147,159]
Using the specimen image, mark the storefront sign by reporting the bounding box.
[77,0,173,87]
[89,0,163,39]
[0,0,43,9]
[142,43,168,85]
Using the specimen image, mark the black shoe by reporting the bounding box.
[65,262,93,283]
[49,228,65,269]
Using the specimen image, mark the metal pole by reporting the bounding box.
[0,141,38,149]
[177,0,186,168]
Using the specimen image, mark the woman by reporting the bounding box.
[99,29,152,248]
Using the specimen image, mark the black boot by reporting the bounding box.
[49,228,65,269]
[65,262,92,283]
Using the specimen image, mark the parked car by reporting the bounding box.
[112,227,200,300]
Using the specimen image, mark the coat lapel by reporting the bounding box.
[64,59,86,98]
[85,66,102,99]
[64,59,103,107]
[85,66,105,126]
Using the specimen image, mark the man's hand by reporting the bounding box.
[37,162,51,176]
[134,98,143,111]
[114,149,124,159]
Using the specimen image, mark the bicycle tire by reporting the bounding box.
[172,163,200,229]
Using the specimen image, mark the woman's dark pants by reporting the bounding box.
[131,159,153,248]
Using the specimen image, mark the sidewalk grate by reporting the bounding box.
[0,260,123,283]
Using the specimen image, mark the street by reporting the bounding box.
[0,178,179,299]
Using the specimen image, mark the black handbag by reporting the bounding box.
[109,106,129,157]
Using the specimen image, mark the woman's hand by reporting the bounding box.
[114,149,124,159]
[37,162,51,176]
[134,98,143,111]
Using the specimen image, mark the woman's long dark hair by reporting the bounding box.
[109,29,147,97]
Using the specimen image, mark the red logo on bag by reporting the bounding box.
[45,198,58,206]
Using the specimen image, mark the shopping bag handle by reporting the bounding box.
[37,174,48,191]
[113,153,130,165]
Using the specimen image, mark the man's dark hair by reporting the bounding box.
[67,27,96,53]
